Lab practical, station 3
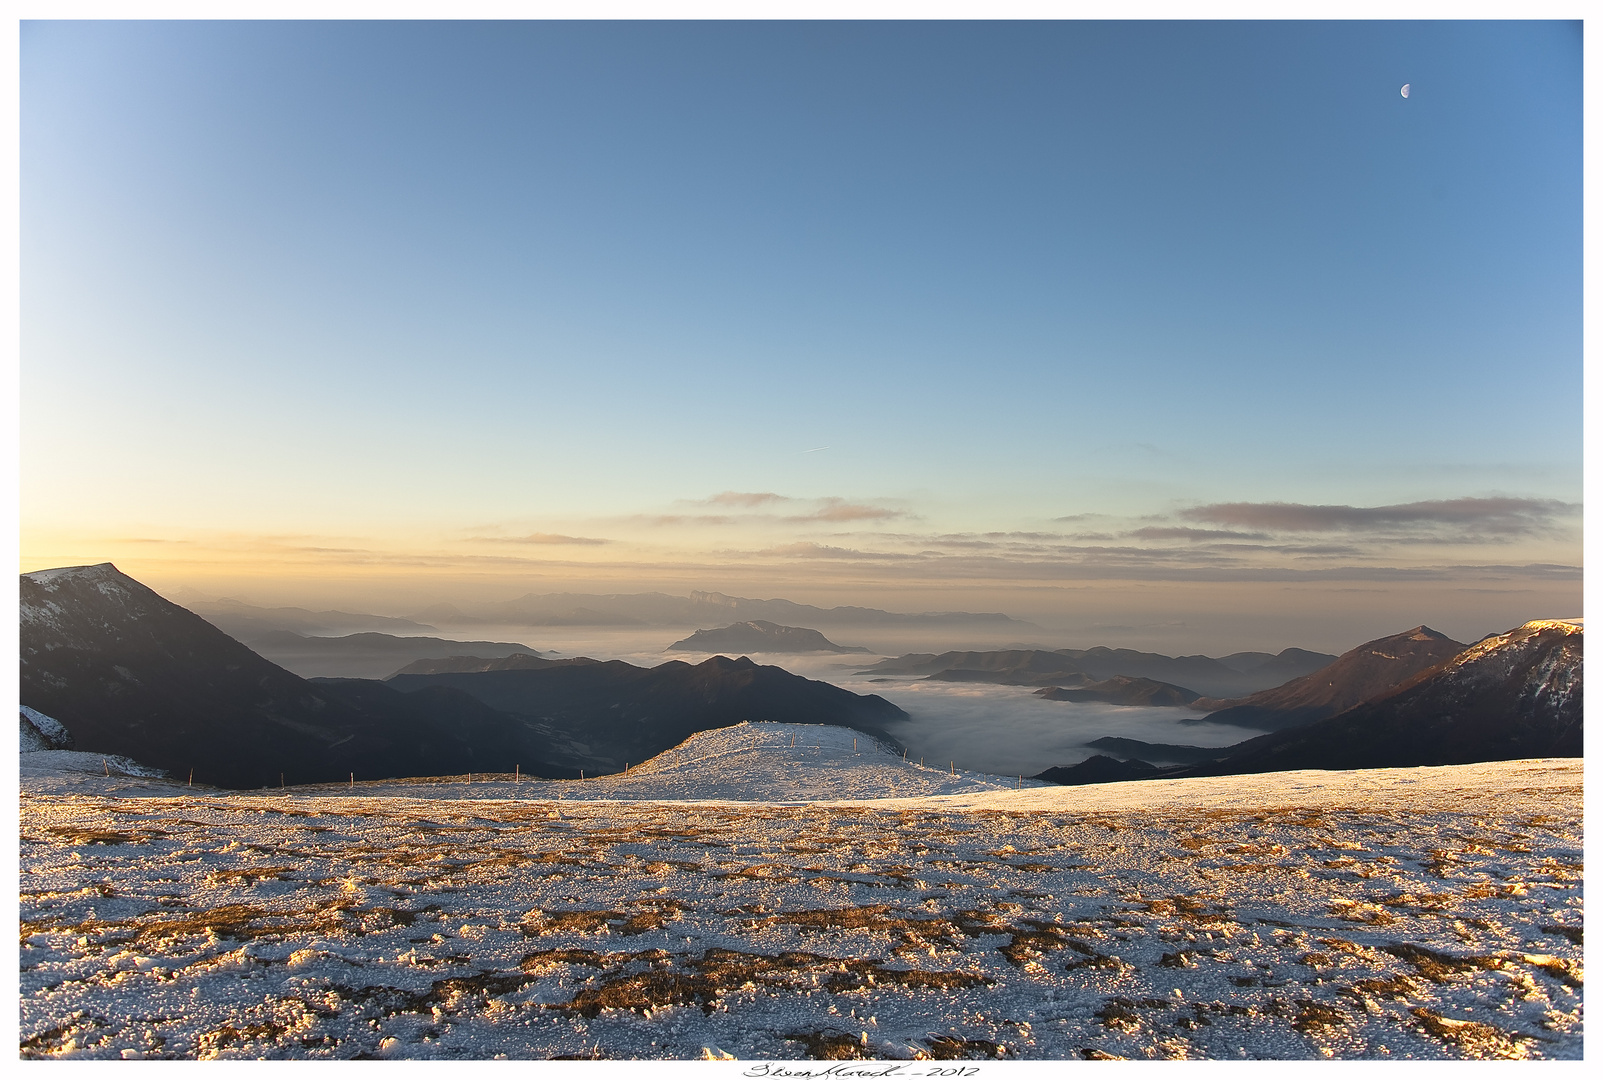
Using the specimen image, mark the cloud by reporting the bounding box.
[701,492,791,508]
[675,492,905,523]
[788,499,906,523]
[1125,526,1269,542]
[479,533,610,546]
[1180,497,1577,535]
[629,515,738,527]
[756,542,921,561]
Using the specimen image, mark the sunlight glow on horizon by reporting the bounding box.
[19,20,1581,651]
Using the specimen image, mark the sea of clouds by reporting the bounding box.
[444,628,1253,777]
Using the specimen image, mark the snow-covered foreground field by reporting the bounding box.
[19,724,1583,1061]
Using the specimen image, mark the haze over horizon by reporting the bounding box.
[20,21,1581,655]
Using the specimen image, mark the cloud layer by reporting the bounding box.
[1181,497,1576,535]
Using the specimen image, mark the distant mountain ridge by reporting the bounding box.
[1176,620,1581,776]
[19,564,906,787]
[184,597,439,638]
[1034,677,1201,707]
[862,645,1336,699]
[239,630,542,680]
[19,564,569,788]
[1196,626,1466,730]
[666,621,872,654]
[391,653,556,676]
[408,590,1031,630]
[1034,620,1582,784]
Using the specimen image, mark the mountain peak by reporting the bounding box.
[1520,618,1583,633]
[1450,618,1583,671]
[1197,623,1469,731]
[1185,616,1582,777]
[1404,625,1451,640]
[23,562,126,586]
[667,621,871,655]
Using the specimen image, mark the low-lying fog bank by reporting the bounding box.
[829,678,1249,776]
[458,632,1248,777]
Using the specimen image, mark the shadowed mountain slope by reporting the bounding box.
[1177,620,1582,776]
[864,650,1091,686]
[1198,626,1467,731]
[1217,647,1340,684]
[1033,676,1200,707]
[1083,736,1232,765]
[385,656,909,773]
[1033,756,1161,786]
[238,630,542,680]
[390,653,561,676]
[19,564,569,788]
[861,646,1306,698]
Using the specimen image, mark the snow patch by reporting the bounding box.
[21,706,74,751]
[22,562,122,586]
[21,749,171,780]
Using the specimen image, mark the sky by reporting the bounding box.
[18,19,1584,653]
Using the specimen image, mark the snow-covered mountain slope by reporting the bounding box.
[20,754,1581,1061]
[1183,619,1582,776]
[348,722,1035,802]
[1435,619,1582,714]
[19,722,1040,801]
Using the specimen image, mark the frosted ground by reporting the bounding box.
[20,723,1582,1060]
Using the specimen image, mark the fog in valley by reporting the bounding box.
[828,678,1251,777]
[371,625,1253,778]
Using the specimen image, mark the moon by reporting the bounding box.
[1401,83,1411,98]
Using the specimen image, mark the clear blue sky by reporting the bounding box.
[20,20,1583,648]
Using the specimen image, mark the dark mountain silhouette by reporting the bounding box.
[385,656,908,773]
[1033,676,1200,707]
[1056,647,1283,698]
[19,564,569,788]
[1033,756,1160,786]
[1216,647,1339,683]
[1084,736,1230,765]
[238,630,542,680]
[666,621,872,654]
[184,597,438,638]
[1197,626,1467,730]
[1174,620,1581,777]
[862,646,1300,697]
[867,650,1091,686]
[20,564,907,785]
[391,653,559,676]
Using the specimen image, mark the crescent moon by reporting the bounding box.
[1401,83,1411,98]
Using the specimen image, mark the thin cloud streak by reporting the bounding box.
[1182,497,1577,535]
[1126,526,1270,542]
[470,533,611,546]
[700,492,791,508]
[755,542,919,562]
[787,500,905,523]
